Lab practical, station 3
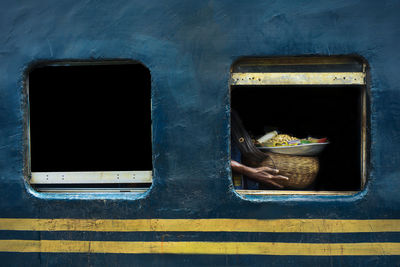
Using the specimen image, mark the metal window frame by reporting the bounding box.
[230,57,368,196]
[25,60,153,193]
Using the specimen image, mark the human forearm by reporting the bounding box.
[231,160,253,176]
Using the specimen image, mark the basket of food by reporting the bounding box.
[248,152,320,189]
[249,131,327,189]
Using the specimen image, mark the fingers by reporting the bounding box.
[269,175,289,181]
[245,166,289,189]
[264,176,289,188]
[257,166,280,174]
[265,179,284,188]
[257,168,289,181]
[258,172,289,181]
[260,174,289,188]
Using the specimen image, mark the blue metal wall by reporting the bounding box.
[0,0,399,265]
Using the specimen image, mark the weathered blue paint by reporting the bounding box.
[0,0,400,265]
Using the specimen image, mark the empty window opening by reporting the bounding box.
[230,57,368,195]
[28,62,152,193]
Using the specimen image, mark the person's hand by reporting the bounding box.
[244,166,289,188]
[231,160,289,188]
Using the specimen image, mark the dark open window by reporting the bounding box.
[28,62,152,193]
[230,57,368,195]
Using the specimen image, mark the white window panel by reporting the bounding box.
[30,171,152,184]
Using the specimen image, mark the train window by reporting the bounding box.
[230,56,368,195]
[27,62,152,193]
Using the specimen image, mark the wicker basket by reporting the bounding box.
[245,152,319,189]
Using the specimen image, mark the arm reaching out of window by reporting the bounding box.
[231,160,288,188]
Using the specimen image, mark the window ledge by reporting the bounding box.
[237,190,358,196]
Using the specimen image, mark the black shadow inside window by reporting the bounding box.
[29,63,152,172]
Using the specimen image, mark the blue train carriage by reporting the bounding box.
[0,0,399,266]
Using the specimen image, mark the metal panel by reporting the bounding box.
[30,171,152,184]
[230,72,365,85]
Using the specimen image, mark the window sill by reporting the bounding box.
[236,190,358,196]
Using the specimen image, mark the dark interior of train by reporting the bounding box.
[29,63,152,173]
[231,85,363,191]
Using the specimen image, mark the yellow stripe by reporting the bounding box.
[0,240,399,255]
[0,219,399,233]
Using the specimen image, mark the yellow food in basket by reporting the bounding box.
[264,134,298,147]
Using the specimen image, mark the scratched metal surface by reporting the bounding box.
[0,0,399,265]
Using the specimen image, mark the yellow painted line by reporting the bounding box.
[0,219,400,233]
[230,72,365,85]
[0,240,399,255]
